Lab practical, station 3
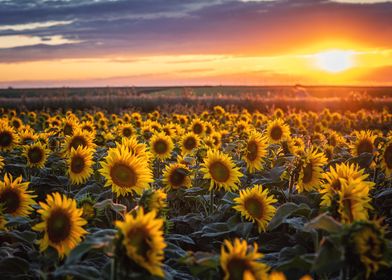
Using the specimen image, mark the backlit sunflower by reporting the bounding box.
[297,147,327,193]
[233,185,277,232]
[350,130,376,157]
[220,238,269,280]
[150,133,174,161]
[23,142,49,169]
[0,121,18,151]
[180,132,200,155]
[99,146,153,197]
[265,119,290,144]
[67,146,94,185]
[162,163,192,191]
[115,208,166,277]
[380,138,392,177]
[32,192,87,258]
[201,149,243,192]
[63,128,96,155]
[0,173,36,217]
[243,131,268,173]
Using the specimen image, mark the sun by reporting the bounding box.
[315,50,354,73]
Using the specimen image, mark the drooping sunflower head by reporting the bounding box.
[233,185,277,232]
[266,119,290,144]
[115,208,166,277]
[162,163,192,191]
[180,132,200,155]
[23,142,49,169]
[243,131,268,173]
[220,238,269,280]
[0,173,36,217]
[32,192,87,258]
[381,138,392,177]
[78,196,99,222]
[63,128,96,155]
[67,146,94,185]
[297,147,327,193]
[139,189,167,214]
[150,133,174,161]
[351,130,377,157]
[0,122,18,151]
[99,145,153,197]
[201,149,243,192]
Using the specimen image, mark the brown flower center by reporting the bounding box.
[209,161,230,183]
[302,162,314,184]
[227,257,252,280]
[110,163,137,188]
[357,139,374,155]
[47,208,72,243]
[0,188,21,214]
[244,197,264,219]
[0,131,13,147]
[153,140,168,155]
[71,156,86,174]
[192,123,203,134]
[69,136,88,150]
[246,141,259,161]
[184,137,197,150]
[169,168,187,187]
[28,147,44,164]
[270,125,283,141]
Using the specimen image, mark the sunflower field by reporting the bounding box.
[0,106,391,280]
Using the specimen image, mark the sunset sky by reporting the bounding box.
[0,0,392,87]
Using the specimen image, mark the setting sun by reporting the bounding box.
[314,50,354,73]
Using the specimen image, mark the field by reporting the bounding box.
[0,90,392,280]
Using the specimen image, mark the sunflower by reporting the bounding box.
[99,146,153,197]
[118,136,152,162]
[0,211,6,230]
[63,128,96,155]
[150,133,174,161]
[117,123,136,138]
[62,117,79,136]
[0,173,36,217]
[220,238,269,280]
[320,163,374,208]
[78,196,98,222]
[180,132,200,155]
[296,147,327,193]
[243,131,268,173]
[0,155,4,171]
[18,128,38,145]
[265,119,290,144]
[350,130,376,157]
[115,208,166,277]
[0,121,18,151]
[162,163,192,191]
[201,149,242,192]
[32,192,87,258]
[233,185,277,232]
[145,189,167,213]
[22,142,49,169]
[380,138,392,177]
[269,271,287,280]
[67,146,94,185]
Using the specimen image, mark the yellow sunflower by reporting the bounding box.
[201,149,243,192]
[150,133,174,161]
[117,123,136,138]
[243,131,268,173]
[147,189,167,213]
[269,271,287,280]
[62,117,79,136]
[350,130,376,157]
[380,138,392,177]
[220,238,269,280]
[115,208,166,277]
[99,146,153,197]
[22,142,49,169]
[18,128,38,145]
[233,185,277,232]
[189,118,205,135]
[63,128,96,155]
[180,132,200,155]
[67,146,94,185]
[0,173,36,217]
[265,119,290,144]
[118,136,152,162]
[297,147,327,193]
[162,163,192,191]
[0,121,18,151]
[32,192,87,258]
[0,211,6,230]
[0,155,4,171]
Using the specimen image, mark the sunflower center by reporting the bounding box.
[153,140,168,155]
[357,139,374,155]
[0,188,21,214]
[193,123,203,134]
[71,156,86,174]
[184,137,196,150]
[227,258,252,280]
[331,179,342,191]
[246,141,258,161]
[209,161,230,183]
[270,125,283,141]
[384,143,392,168]
[127,228,150,259]
[46,208,72,244]
[302,162,314,184]
[110,163,137,188]
[123,128,133,137]
[70,136,87,150]
[244,197,264,219]
[63,124,73,136]
[0,131,13,147]
[169,168,186,187]
[28,147,44,164]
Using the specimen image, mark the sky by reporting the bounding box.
[0,0,391,87]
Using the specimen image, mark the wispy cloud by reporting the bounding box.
[0,35,81,49]
[0,20,74,31]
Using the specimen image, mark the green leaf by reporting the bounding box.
[200,222,234,238]
[0,257,30,275]
[166,234,195,245]
[305,213,342,233]
[267,203,311,231]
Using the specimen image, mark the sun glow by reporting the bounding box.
[314,50,354,73]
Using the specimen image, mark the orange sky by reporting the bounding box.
[0,0,391,87]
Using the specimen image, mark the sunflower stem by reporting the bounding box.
[209,188,214,215]
[110,256,117,280]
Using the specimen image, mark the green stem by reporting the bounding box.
[110,256,117,280]
[209,188,214,215]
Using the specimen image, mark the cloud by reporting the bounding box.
[0,20,73,31]
[0,35,81,49]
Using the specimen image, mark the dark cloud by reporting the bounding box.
[0,0,391,62]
